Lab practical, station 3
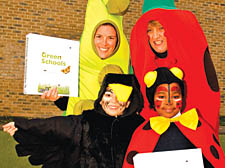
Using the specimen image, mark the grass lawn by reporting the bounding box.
[220,134,225,152]
[0,130,224,168]
[0,131,41,168]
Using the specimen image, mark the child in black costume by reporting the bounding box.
[3,73,144,168]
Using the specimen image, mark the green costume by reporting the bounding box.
[142,0,176,13]
[66,0,130,115]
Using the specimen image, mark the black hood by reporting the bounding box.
[146,67,185,109]
[94,73,144,117]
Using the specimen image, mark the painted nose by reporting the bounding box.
[166,97,173,105]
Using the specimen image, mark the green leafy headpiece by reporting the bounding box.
[142,0,176,14]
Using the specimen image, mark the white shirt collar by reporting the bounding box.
[172,111,181,118]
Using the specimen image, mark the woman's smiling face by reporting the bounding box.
[147,21,168,53]
[94,24,117,59]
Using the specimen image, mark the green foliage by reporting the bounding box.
[57,86,70,94]
[38,84,70,95]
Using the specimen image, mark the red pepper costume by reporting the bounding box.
[123,110,225,168]
[131,8,220,134]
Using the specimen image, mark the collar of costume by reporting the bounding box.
[150,108,198,135]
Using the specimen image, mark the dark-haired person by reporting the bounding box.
[123,67,225,168]
[3,73,144,168]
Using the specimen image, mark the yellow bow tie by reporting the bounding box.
[150,108,199,135]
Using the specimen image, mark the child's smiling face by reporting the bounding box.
[100,87,130,117]
[154,82,182,118]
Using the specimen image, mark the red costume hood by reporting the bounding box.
[130,8,220,134]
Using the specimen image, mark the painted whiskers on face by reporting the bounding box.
[104,98,128,111]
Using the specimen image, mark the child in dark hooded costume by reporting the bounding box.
[123,67,225,168]
[3,73,144,168]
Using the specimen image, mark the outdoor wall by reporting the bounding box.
[0,0,224,118]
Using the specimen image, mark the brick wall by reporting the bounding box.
[0,0,224,118]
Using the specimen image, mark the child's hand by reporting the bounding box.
[41,87,61,101]
[2,122,18,136]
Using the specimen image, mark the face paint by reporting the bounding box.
[153,83,182,118]
[171,86,179,91]
[154,86,167,109]
[176,100,182,110]
[171,85,182,110]
[100,87,130,117]
[154,86,166,109]
[155,99,162,109]
[108,84,133,102]
[168,84,171,103]
[156,86,168,92]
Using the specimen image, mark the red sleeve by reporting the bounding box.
[123,121,160,168]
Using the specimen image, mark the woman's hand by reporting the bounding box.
[41,87,61,101]
[2,122,18,136]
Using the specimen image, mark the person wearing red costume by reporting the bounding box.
[131,0,220,135]
[123,67,225,168]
